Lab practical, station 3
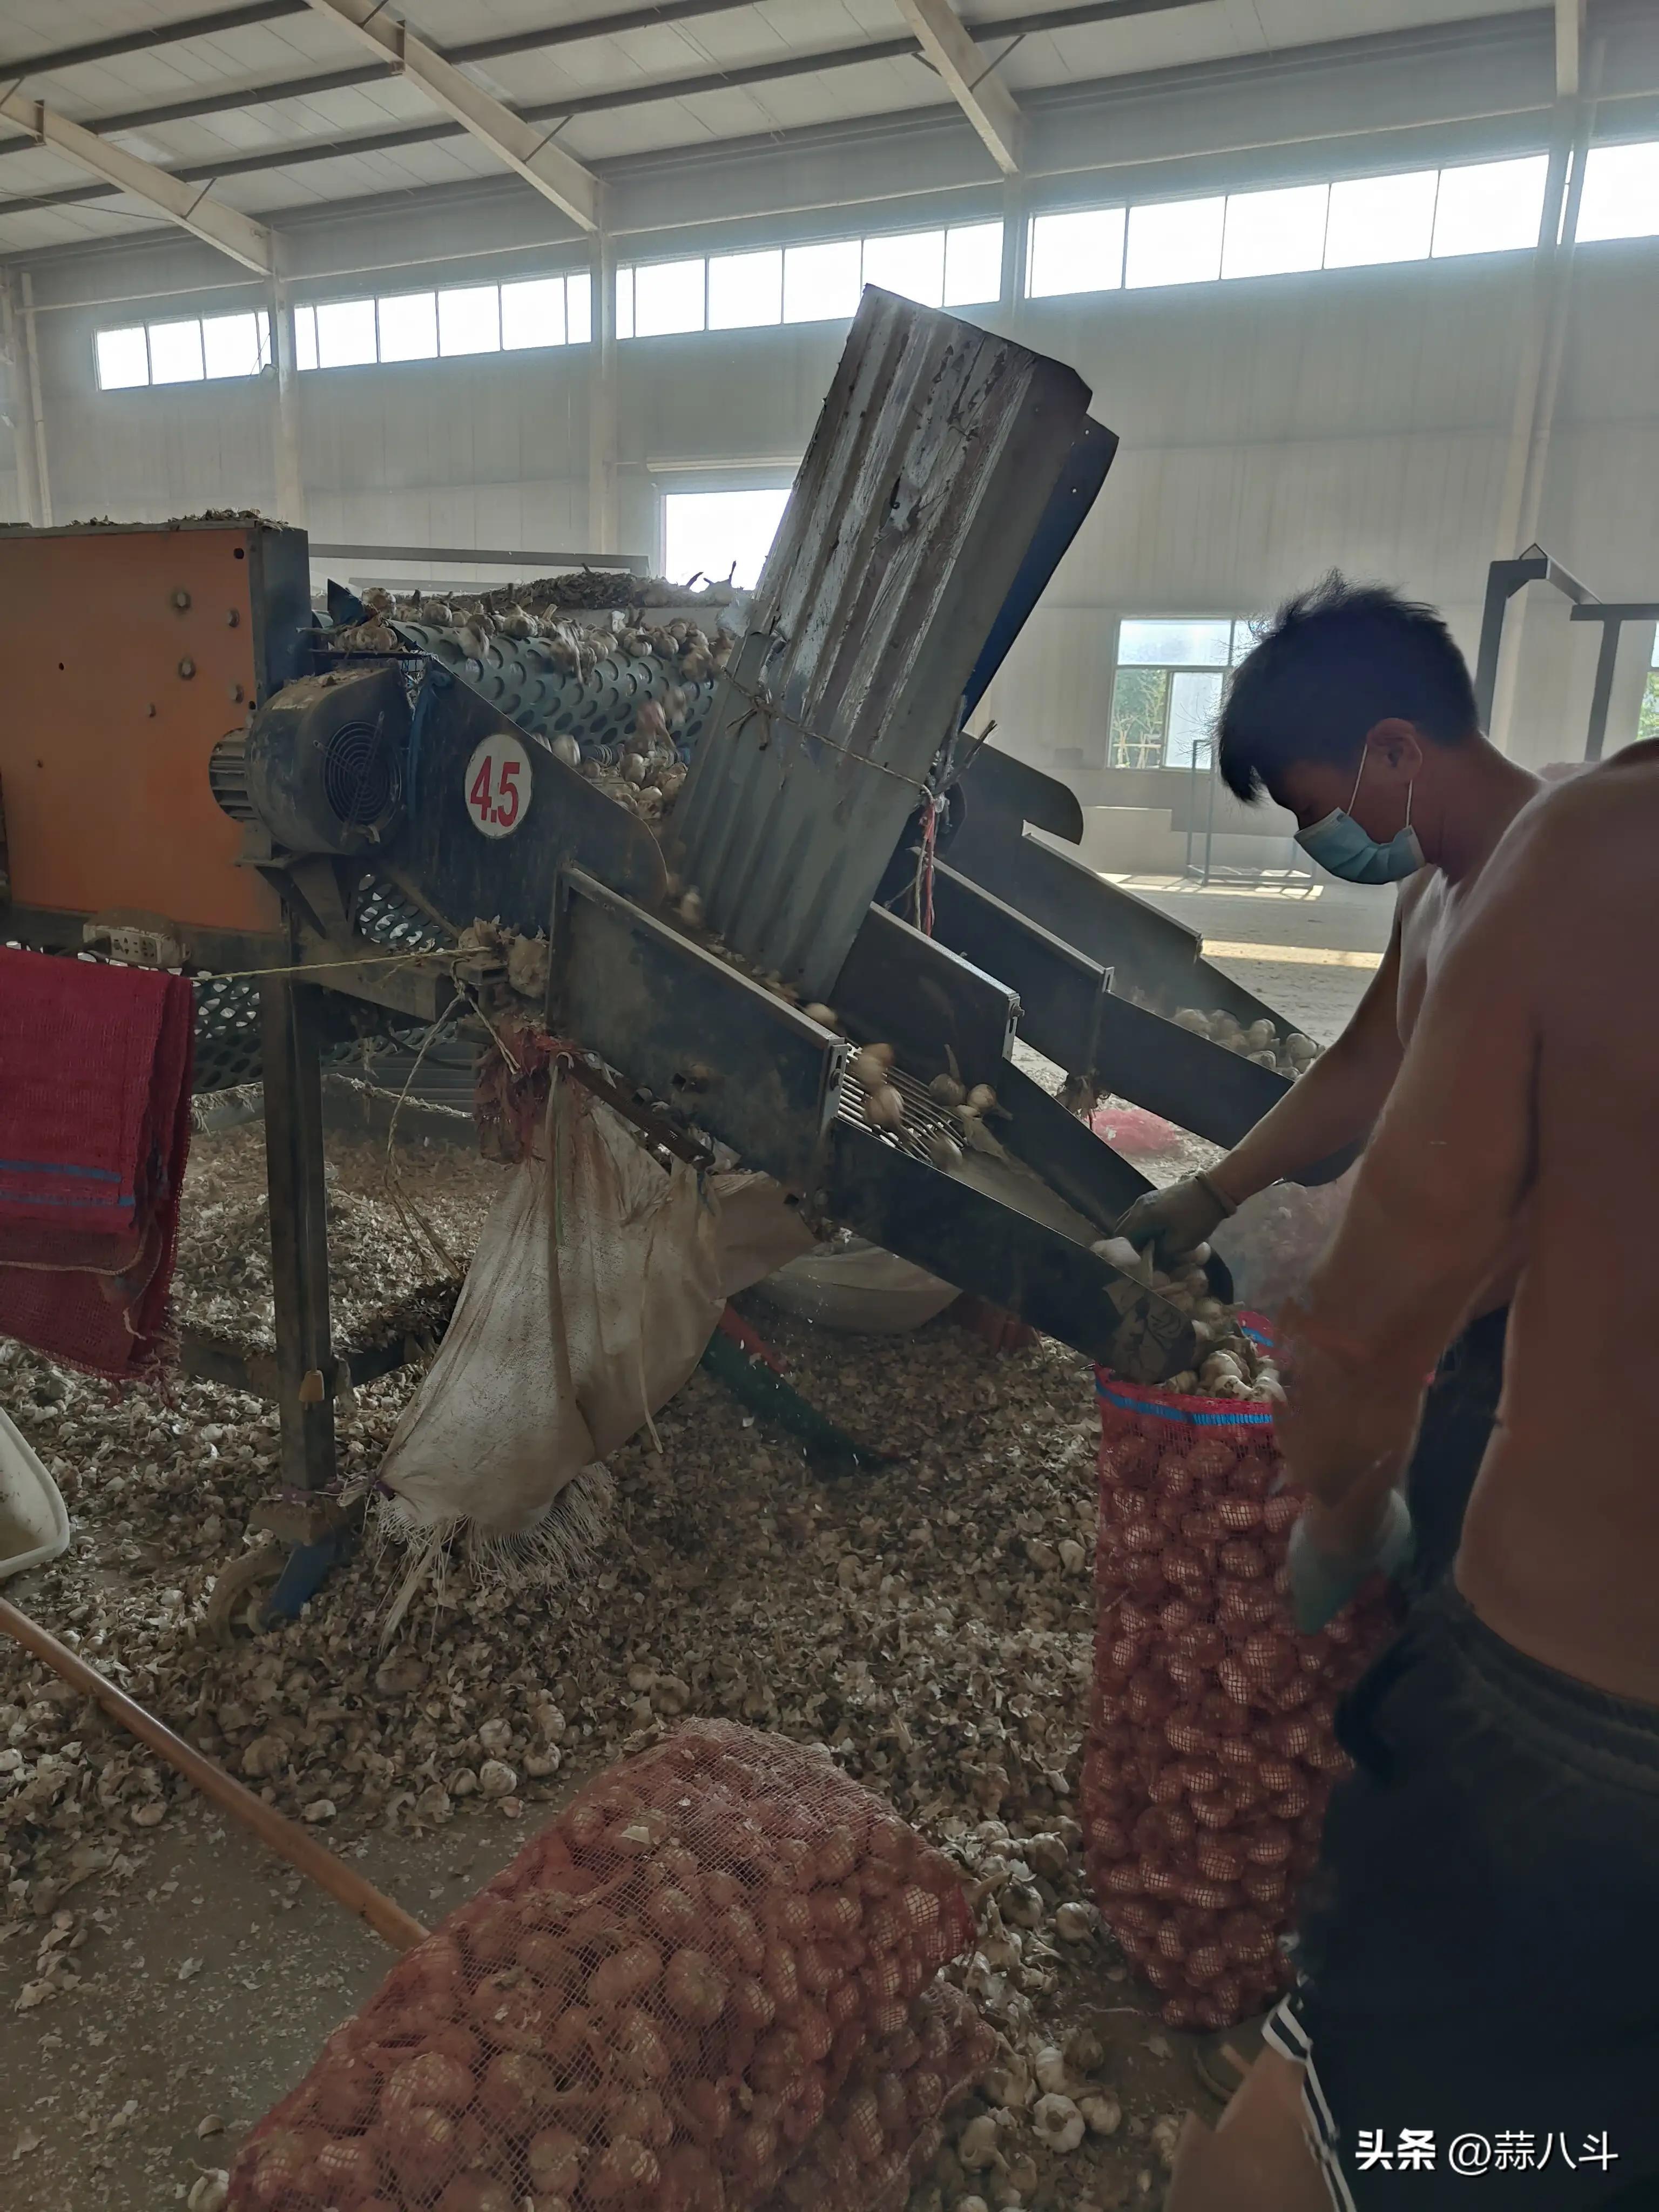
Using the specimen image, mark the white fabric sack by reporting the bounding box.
[379,1079,726,1539]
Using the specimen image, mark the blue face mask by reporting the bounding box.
[1296,750,1425,885]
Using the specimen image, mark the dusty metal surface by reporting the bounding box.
[670,287,1093,1003]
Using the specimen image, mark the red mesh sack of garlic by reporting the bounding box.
[761,1976,994,2212]
[1082,1337,1395,2031]
[228,1720,974,2212]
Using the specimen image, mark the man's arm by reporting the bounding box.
[1276,824,1542,1519]
[1209,909,1406,1206]
[1117,912,1406,1263]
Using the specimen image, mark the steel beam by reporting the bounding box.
[0,0,1210,210]
[895,0,1023,173]
[298,0,598,231]
[0,89,272,271]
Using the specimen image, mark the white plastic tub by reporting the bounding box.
[754,1237,958,1335]
[0,1406,70,1581]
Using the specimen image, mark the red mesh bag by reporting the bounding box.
[1083,1340,1395,2029]
[229,1722,974,2211]
[761,1977,993,2212]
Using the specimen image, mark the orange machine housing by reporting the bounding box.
[0,518,312,954]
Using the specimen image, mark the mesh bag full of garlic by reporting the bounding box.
[760,1977,995,2212]
[228,1721,975,2212]
[1081,1339,1395,2031]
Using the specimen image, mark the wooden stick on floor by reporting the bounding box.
[0,1594,428,1954]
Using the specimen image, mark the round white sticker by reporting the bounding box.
[463,733,532,839]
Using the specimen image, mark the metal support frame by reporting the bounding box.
[259,975,335,1494]
[0,87,273,271]
[1473,546,1595,731]
[298,0,599,230]
[1572,602,1659,760]
[1474,548,1656,761]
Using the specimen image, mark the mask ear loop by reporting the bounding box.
[1347,749,1368,813]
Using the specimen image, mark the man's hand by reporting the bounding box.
[1286,1491,1414,1632]
[1115,1173,1233,1268]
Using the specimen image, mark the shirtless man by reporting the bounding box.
[1167,741,1659,2209]
[1118,576,1540,1597]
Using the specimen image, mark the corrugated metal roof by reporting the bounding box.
[0,0,1553,250]
[670,285,1094,1002]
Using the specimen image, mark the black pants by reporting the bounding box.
[1269,1586,1659,2209]
[1401,1306,1507,1599]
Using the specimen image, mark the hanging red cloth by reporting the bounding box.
[0,949,194,1377]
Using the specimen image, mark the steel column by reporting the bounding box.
[260,976,335,1493]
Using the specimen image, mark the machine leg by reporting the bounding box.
[261,976,336,1495]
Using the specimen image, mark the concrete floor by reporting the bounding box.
[0,1738,542,2208]
[1115,873,1394,1042]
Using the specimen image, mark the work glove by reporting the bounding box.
[1115,1171,1234,1270]
[1286,1491,1414,1634]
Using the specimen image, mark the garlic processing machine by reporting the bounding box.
[0,289,1329,1573]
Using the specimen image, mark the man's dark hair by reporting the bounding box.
[1218,574,1479,804]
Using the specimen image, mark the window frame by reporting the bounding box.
[1107,617,1256,772]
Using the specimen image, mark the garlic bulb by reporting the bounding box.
[925,1130,963,1171]
[1054,1899,1099,1941]
[929,1072,966,1107]
[1002,1881,1044,1930]
[550,732,581,770]
[1080,2091,1123,2138]
[849,1048,891,1092]
[1032,2093,1085,2154]
[677,888,704,926]
[801,1002,838,1029]
[980,2053,1033,2109]
[966,1083,998,1114]
[1091,1235,1151,1285]
[1024,1832,1069,1879]
[1032,2044,1069,2094]
[864,1085,905,1131]
[957,2114,1002,2170]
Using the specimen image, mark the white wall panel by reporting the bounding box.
[23,200,1659,771]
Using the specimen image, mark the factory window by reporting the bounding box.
[291,272,588,371]
[1641,630,1659,747]
[709,248,784,331]
[1027,207,1125,296]
[943,223,1003,305]
[375,290,438,363]
[618,220,1004,340]
[1431,155,1548,258]
[1107,618,1255,770]
[438,285,501,356]
[94,309,271,390]
[861,227,945,305]
[1221,183,1330,280]
[1126,197,1226,289]
[1026,150,1556,301]
[313,297,377,368]
[782,239,863,324]
[630,257,707,339]
[1323,170,1439,267]
[663,487,791,591]
[1577,139,1659,242]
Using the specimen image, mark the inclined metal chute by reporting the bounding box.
[669,288,1096,1003]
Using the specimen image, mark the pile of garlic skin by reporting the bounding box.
[0,1118,1208,2209]
[1088,1238,1279,1402]
[1170,1008,1319,1081]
